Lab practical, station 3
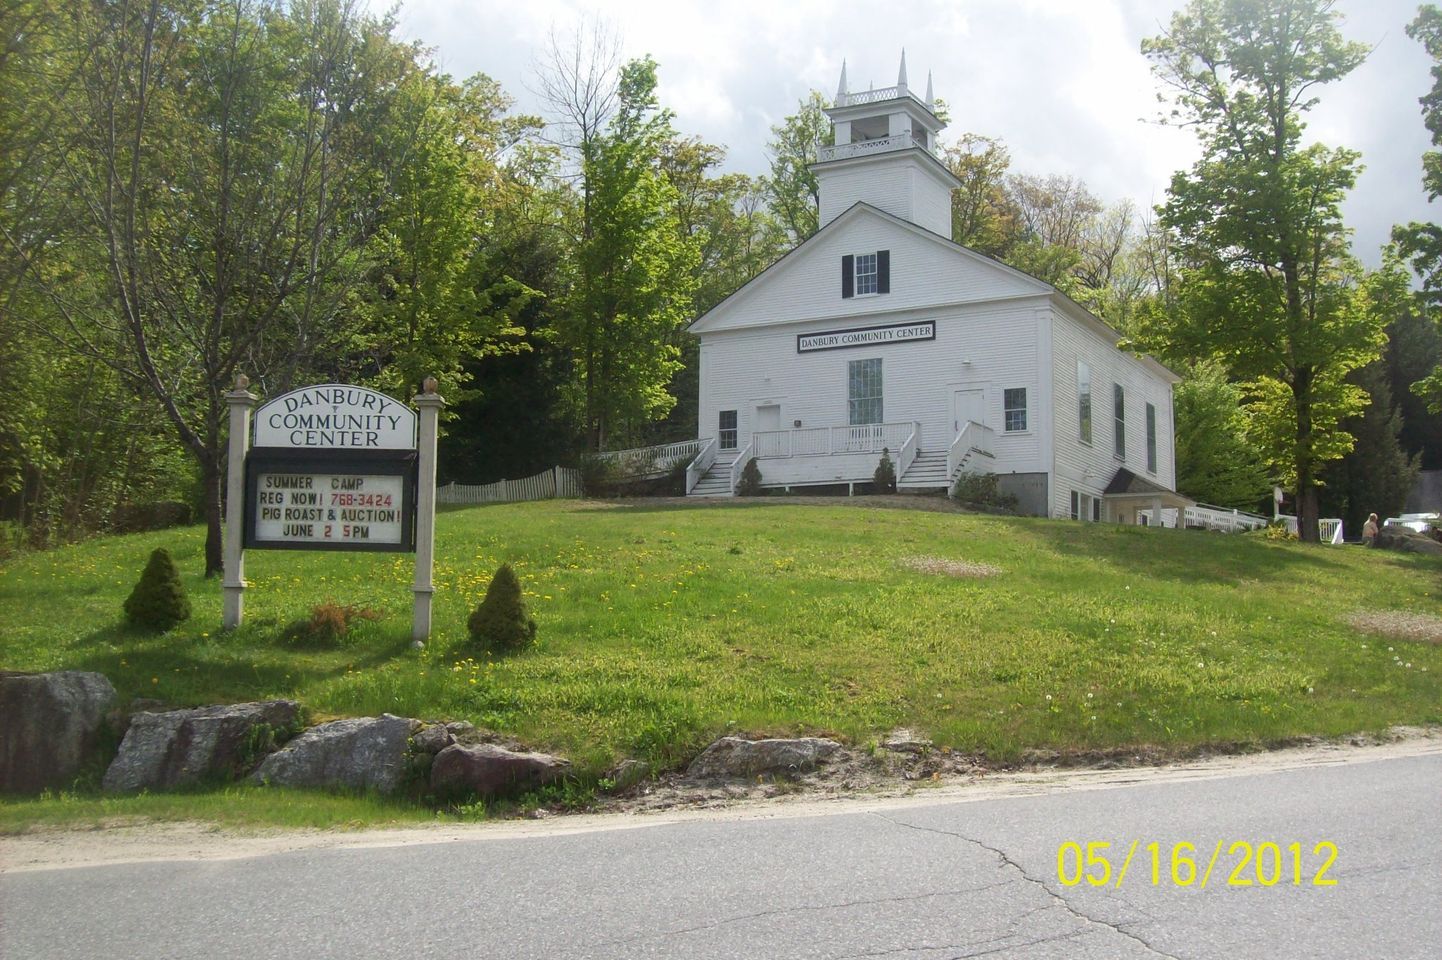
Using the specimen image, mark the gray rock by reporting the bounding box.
[102,700,299,793]
[253,714,420,794]
[882,729,933,754]
[430,743,570,799]
[1376,528,1442,555]
[445,720,477,738]
[0,671,116,794]
[686,736,841,779]
[411,723,454,755]
[609,759,651,789]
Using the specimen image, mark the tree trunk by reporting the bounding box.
[201,452,224,578]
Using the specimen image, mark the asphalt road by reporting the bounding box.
[3,751,1439,960]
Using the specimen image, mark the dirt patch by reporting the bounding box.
[898,555,1002,578]
[1347,609,1442,645]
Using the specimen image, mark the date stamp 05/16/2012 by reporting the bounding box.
[1056,840,1339,890]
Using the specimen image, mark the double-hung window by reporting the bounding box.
[719,410,737,450]
[1004,388,1027,432]
[1077,361,1092,444]
[841,250,890,298]
[1113,383,1126,460]
[848,358,883,425]
[854,254,878,295]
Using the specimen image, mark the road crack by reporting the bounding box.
[593,879,1021,949]
[871,812,1185,960]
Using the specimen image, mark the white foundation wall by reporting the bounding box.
[697,297,1053,480]
[1049,308,1177,519]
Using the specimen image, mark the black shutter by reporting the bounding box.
[841,254,854,298]
[877,249,890,293]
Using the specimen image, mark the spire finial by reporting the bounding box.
[836,59,848,102]
[925,70,934,107]
[897,49,908,89]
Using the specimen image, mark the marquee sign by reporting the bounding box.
[253,384,416,450]
[225,375,443,641]
[797,320,936,353]
[244,450,416,552]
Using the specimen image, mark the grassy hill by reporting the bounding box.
[3,498,1439,782]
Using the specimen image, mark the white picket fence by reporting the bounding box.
[437,466,582,505]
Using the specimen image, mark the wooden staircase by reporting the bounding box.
[897,451,950,491]
[688,455,738,497]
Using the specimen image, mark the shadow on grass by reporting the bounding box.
[64,621,415,707]
[1009,518,1351,588]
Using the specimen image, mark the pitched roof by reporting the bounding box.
[687,202,1181,384]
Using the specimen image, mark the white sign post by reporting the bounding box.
[224,378,440,642]
[411,378,444,642]
[223,375,259,630]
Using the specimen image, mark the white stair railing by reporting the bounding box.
[727,440,754,495]
[685,437,717,496]
[896,422,920,478]
[946,421,995,481]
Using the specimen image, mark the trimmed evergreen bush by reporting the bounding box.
[123,547,191,630]
[873,448,897,493]
[736,458,763,496]
[468,562,537,651]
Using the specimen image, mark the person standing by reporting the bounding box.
[1362,512,1379,546]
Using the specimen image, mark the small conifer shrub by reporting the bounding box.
[873,448,897,493]
[123,548,191,631]
[736,458,763,496]
[468,563,537,651]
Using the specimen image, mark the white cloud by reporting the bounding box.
[392,0,1435,265]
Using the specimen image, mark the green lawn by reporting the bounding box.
[2,498,1439,826]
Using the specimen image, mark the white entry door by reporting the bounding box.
[755,404,781,432]
[953,389,986,437]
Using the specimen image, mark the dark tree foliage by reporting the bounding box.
[1319,363,1420,536]
[467,563,537,651]
[1383,307,1442,469]
[123,548,191,631]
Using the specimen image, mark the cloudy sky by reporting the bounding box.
[392,0,1436,266]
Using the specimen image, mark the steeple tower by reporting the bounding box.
[812,54,959,237]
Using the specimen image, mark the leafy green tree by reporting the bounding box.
[941,133,1017,256]
[559,57,700,450]
[1393,4,1442,410]
[764,91,831,247]
[1173,361,1274,508]
[1142,0,1377,541]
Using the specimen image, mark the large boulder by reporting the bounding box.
[0,671,116,793]
[253,714,419,794]
[686,736,841,780]
[1375,527,1442,556]
[102,700,300,793]
[430,743,570,799]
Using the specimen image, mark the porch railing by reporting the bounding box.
[594,438,704,479]
[946,420,995,481]
[817,133,932,163]
[753,422,917,459]
[684,437,717,496]
[727,440,754,495]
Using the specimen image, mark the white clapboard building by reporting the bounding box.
[686,55,1191,523]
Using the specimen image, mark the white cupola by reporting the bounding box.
[812,52,959,238]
